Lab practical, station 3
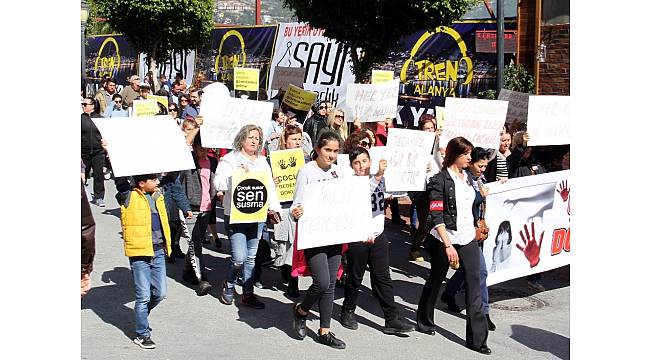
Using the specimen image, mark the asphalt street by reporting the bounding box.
[81,180,570,360]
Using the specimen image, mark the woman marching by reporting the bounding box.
[416,137,492,355]
[290,131,347,349]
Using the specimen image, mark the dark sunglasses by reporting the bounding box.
[359,141,371,147]
[334,115,344,119]
[169,108,177,111]
[114,100,122,103]
[82,102,93,106]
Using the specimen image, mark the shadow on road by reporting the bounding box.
[510,324,570,359]
[81,267,134,339]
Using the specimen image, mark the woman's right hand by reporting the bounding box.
[445,244,459,265]
[292,205,304,219]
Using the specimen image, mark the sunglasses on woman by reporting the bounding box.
[359,141,371,147]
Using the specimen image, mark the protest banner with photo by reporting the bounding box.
[270,66,307,91]
[92,115,194,177]
[282,84,318,112]
[384,128,436,192]
[526,95,570,146]
[270,148,306,202]
[149,95,168,110]
[140,49,196,88]
[199,93,273,149]
[229,169,271,224]
[482,170,571,286]
[297,176,372,250]
[439,97,508,149]
[269,23,356,108]
[346,79,400,122]
[497,89,530,125]
[132,99,160,117]
[371,70,394,84]
[435,106,445,129]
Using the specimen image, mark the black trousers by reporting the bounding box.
[184,211,211,280]
[416,238,488,349]
[411,194,430,252]
[342,234,398,321]
[82,151,105,200]
[300,244,342,329]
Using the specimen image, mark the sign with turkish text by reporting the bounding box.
[371,70,394,84]
[346,79,400,122]
[439,97,508,149]
[270,66,307,91]
[132,99,160,117]
[234,67,260,91]
[270,148,306,202]
[282,84,318,111]
[498,89,529,124]
[229,169,271,224]
[526,95,570,146]
[384,128,436,192]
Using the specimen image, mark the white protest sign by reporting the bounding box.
[498,89,530,124]
[346,79,399,122]
[384,128,436,192]
[92,115,195,177]
[440,97,508,149]
[526,95,570,146]
[297,176,372,250]
[199,93,273,149]
[270,66,307,91]
[482,170,571,286]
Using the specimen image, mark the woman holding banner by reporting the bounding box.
[290,131,348,349]
[416,136,491,355]
[214,125,281,310]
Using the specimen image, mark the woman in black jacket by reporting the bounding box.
[416,137,491,355]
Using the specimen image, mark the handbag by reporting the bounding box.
[266,210,281,225]
[475,202,489,242]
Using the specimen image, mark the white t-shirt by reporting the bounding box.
[290,161,346,214]
[431,168,476,246]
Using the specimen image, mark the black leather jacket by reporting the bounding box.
[425,168,477,232]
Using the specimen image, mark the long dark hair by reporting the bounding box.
[443,137,474,168]
[496,221,512,244]
[470,147,490,164]
[312,131,342,160]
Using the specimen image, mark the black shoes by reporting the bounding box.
[340,309,358,330]
[242,294,265,309]
[197,280,212,296]
[441,292,462,313]
[287,278,299,298]
[486,314,496,331]
[317,331,346,349]
[293,303,307,339]
[416,323,436,335]
[133,335,156,349]
[470,344,492,355]
[384,317,415,335]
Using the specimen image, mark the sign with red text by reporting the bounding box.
[384,128,436,192]
[475,30,517,53]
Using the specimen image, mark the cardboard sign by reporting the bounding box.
[346,79,400,122]
[439,97,508,149]
[371,70,394,84]
[281,84,318,111]
[234,67,260,91]
[498,89,530,124]
[435,106,445,129]
[149,95,169,110]
[132,99,160,117]
[297,176,373,250]
[92,115,195,177]
[270,66,306,91]
[199,93,273,149]
[526,95,570,146]
[384,128,436,192]
[229,169,270,224]
[270,148,306,202]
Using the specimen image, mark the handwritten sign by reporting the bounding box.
[282,84,318,111]
[199,93,273,149]
[297,176,372,250]
[270,66,306,91]
[526,95,570,146]
[498,89,530,124]
[384,128,436,192]
[371,70,394,84]
[346,79,399,122]
[435,106,445,129]
[92,116,195,177]
[132,99,160,117]
[270,148,306,202]
[229,169,270,224]
[234,67,260,91]
[149,95,169,110]
[439,97,508,149]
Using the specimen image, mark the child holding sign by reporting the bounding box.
[339,147,415,336]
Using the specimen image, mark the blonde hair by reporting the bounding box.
[232,124,263,154]
[326,107,348,141]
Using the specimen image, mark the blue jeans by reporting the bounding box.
[224,216,263,294]
[129,247,167,337]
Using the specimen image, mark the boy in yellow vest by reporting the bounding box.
[120,173,172,349]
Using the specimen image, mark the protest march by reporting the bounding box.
[80,4,570,357]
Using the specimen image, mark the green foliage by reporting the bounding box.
[283,0,478,82]
[92,0,214,64]
[504,64,534,93]
[478,89,496,99]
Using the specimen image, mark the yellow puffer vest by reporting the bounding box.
[120,188,172,257]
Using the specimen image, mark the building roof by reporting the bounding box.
[461,0,518,20]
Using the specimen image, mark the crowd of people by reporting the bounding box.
[81,74,570,354]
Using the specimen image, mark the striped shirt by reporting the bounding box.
[496,152,509,180]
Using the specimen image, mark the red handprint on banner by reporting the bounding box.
[516,222,544,268]
[557,180,570,215]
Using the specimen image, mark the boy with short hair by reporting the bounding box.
[119,173,172,349]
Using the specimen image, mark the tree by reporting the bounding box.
[92,0,213,86]
[283,0,478,82]
[478,64,535,99]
